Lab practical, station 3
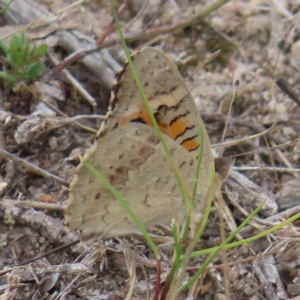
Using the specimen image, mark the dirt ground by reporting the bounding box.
[1,0,300,299]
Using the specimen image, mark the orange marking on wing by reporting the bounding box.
[169,119,187,139]
[118,108,172,136]
[119,108,153,127]
[181,138,199,152]
[118,108,196,152]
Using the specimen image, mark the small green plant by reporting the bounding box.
[0,31,48,88]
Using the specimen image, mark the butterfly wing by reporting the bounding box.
[106,47,211,159]
[66,123,212,241]
[65,47,214,241]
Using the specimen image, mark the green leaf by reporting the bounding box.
[0,40,9,53]
[9,38,23,67]
[12,31,25,48]
[0,31,47,86]
[26,62,43,79]
[12,34,21,48]
[20,31,25,47]
[33,44,48,57]
[9,32,29,68]
[22,43,30,64]
[0,71,16,82]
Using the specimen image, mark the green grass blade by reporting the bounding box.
[192,126,205,200]
[194,160,216,241]
[172,221,182,269]
[181,126,211,243]
[110,0,194,216]
[180,201,265,292]
[0,0,13,13]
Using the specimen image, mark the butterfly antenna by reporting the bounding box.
[219,80,239,155]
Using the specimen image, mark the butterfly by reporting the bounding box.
[65,47,216,242]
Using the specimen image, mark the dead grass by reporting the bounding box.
[1,0,300,299]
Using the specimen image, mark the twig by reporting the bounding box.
[213,119,277,149]
[125,0,149,30]
[124,0,229,43]
[0,0,85,41]
[229,140,297,159]
[276,77,300,106]
[54,275,81,300]
[0,149,69,187]
[20,240,81,266]
[48,0,229,78]
[70,114,106,121]
[97,1,128,45]
[3,199,66,211]
[186,50,221,81]
[270,140,299,179]
[21,83,98,134]
[0,202,86,254]
[50,1,128,77]
[265,204,300,223]
[0,160,15,197]
[124,242,137,300]
[233,166,300,173]
[47,52,97,107]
